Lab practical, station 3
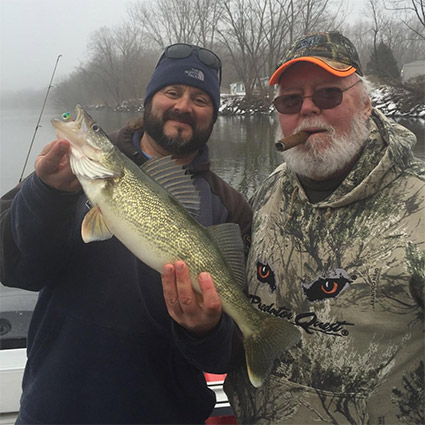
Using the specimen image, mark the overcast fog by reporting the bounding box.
[1,0,366,95]
[0,0,131,93]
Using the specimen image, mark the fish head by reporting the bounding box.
[52,105,122,180]
[51,105,114,158]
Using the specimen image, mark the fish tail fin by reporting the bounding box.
[243,315,301,388]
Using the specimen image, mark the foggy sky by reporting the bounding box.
[0,0,366,94]
[0,0,130,93]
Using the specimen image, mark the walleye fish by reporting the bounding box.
[51,105,301,387]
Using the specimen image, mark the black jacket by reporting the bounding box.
[0,125,252,424]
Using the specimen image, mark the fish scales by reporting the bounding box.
[102,159,234,294]
[51,105,301,388]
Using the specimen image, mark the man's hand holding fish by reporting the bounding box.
[35,139,81,192]
[162,261,222,337]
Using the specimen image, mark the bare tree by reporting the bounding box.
[344,20,374,70]
[192,0,224,47]
[53,0,423,108]
[113,22,154,101]
[357,0,424,78]
[386,0,425,40]
[300,0,329,33]
[263,0,347,96]
[128,0,221,49]
[262,0,301,98]
[217,0,271,98]
[83,22,156,106]
[53,67,102,110]
[367,0,391,75]
[87,27,123,105]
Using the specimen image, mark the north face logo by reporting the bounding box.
[184,68,205,81]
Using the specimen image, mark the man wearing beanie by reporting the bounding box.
[0,44,251,424]
[222,31,424,424]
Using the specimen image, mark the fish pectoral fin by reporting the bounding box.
[207,223,246,289]
[244,315,301,388]
[81,206,113,243]
[70,149,121,180]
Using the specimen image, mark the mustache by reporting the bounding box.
[293,118,335,135]
[163,109,195,127]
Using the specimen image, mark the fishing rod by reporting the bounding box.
[19,54,62,183]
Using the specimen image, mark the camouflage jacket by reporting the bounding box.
[225,109,425,425]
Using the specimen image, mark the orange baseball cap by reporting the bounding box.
[269,31,363,85]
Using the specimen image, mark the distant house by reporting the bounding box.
[401,61,425,81]
[229,82,246,96]
[229,77,269,95]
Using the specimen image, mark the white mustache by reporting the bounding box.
[293,118,335,135]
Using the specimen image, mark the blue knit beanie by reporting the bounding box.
[144,50,221,116]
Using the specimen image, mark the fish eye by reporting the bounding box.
[92,124,100,132]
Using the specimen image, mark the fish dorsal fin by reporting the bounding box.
[207,223,246,289]
[142,156,200,217]
[70,147,121,180]
[81,205,113,242]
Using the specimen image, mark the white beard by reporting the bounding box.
[280,112,370,180]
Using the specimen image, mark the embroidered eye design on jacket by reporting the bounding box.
[302,269,356,302]
[256,262,277,292]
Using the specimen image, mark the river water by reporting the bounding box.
[0,107,424,345]
[0,108,424,199]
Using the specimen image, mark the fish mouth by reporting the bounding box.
[51,105,104,152]
[51,104,87,130]
[75,105,96,132]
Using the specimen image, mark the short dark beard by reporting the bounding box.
[143,101,214,155]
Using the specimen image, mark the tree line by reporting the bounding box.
[52,0,425,110]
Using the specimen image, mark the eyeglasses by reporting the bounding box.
[161,43,222,84]
[272,80,361,114]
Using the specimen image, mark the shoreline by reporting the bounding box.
[103,85,425,119]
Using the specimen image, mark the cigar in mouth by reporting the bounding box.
[275,131,310,152]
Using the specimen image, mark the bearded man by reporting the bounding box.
[0,44,251,424]
[223,31,425,425]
